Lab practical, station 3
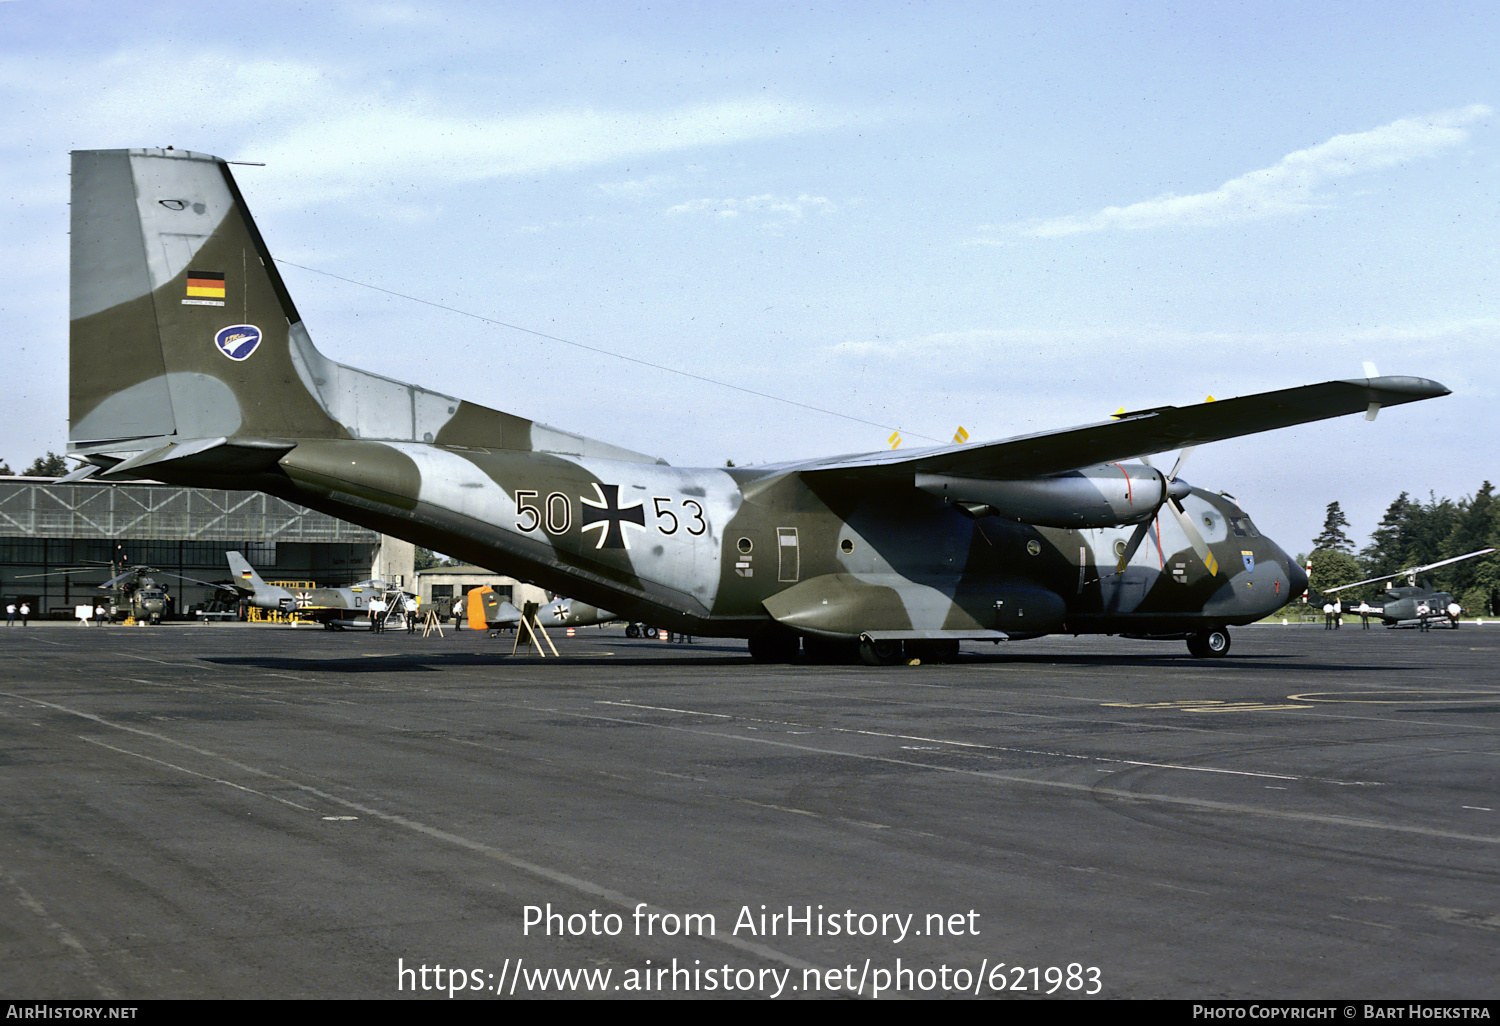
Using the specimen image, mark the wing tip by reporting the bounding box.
[1348,375,1451,400]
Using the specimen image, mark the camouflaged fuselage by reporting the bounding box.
[242,435,1299,639]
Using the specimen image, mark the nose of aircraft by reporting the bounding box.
[1284,547,1308,598]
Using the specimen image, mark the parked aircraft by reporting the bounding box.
[65,149,1451,663]
[19,561,223,623]
[464,591,615,633]
[1319,548,1495,628]
[226,551,410,630]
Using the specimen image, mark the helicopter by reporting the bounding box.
[1318,548,1495,628]
[18,560,232,623]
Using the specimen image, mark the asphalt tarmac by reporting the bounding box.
[0,619,1496,1000]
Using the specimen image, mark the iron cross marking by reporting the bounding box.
[581,483,646,550]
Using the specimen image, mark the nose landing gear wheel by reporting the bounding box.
[1187,627,1231,657]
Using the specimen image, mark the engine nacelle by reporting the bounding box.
[916,463,1169,528]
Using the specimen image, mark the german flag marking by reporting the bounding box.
[186,270,226,299]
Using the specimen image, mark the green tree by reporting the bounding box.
[1360,485,1498,602]
[1459,587,1493,618]
[1440,482,1497,598]
[1360,492,1416,578]
[414,547,461,570]
[1409,492,1460,573]
[0,457,12,475]
[1308,548,1361,596]
[1312,501,1354,554]
[22,452,68,477]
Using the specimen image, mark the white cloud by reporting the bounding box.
[596,174,679,199]
[667,193,836,220]
[243,98,844,204]
[984,104,1492,240]
[0,43,851,208]
[827,318,1500,411]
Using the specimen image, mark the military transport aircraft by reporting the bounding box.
[226,551,411,630]
[64,148,1452,664]
[1319,548,1495,628]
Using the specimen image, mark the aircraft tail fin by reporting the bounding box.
[225,550,265,591]
[69,149,349,466]
[68,148,667,478]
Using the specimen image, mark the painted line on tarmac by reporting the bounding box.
[572,706,1495,844]
[2,690,831,981]
[0,861,120,998]
[595,701,1370,786]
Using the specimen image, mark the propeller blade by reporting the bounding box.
[1117,518,1154,572]
[1168,497,1218,576]
[156,569,242,592]
[1167,445,1196,484]
[1113,445,1198,573]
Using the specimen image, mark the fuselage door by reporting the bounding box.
[777,527,800,583]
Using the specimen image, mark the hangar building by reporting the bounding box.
[0,476,396,619]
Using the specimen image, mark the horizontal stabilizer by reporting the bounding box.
[55,463,101,484]
[99,437,228,478]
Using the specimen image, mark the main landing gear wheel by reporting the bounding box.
[803,636,859,664]
[1186,627,1231,658]
[906,639,960,664]
[858,638,903,666]
[747,627,800,663]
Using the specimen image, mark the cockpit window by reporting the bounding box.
[1228,516,1259,538]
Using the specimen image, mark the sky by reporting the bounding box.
[2,0,1495,555]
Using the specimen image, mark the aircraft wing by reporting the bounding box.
[784,376,1447,481]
